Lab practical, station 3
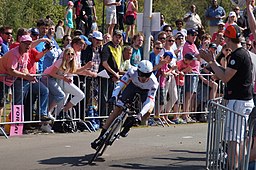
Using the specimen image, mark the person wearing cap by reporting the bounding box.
[224,11,237,29]
[183,4,202,31]
[64,1,74,36]
[200,24,254,169]
[80,31,103,111]
[205,0,226,36]
[208,42,218,57]
[173,33,185,61]
[211,21,225,43]
[30,28,40,40]
[99,29,123,116]
[0,35,37,121]
[182,29,200,123]
[156,51,177,125]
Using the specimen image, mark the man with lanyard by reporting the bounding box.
[91,60,159,149]
[200,24,254,170]
[99,30,123,117]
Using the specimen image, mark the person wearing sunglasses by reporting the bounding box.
[149,41,164,75]
[0,26,13,54]
[91,60,159,149]
[43,47,85,122]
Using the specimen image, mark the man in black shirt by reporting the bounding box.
[200,24,254,169]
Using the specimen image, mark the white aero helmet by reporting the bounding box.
[137,60,153,78]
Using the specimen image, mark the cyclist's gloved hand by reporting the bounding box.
[107,96,116,105]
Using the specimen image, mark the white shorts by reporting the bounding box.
[225,99,254,142]
[106,10,117,25]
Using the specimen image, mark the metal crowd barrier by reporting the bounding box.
[206,99,255,170]
[0,72,225,137]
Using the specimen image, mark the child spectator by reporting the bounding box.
[64,1,74,36]
[157,52,176,124]
[55,20,65,40]
[173,53,198,124]
[61,35,72,50]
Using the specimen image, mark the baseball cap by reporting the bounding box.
[93,31,103,40]
[68,1,74,6]
[229,11,236,17]
[163,51,174,58]
[113,30,123,36]
[74,29,83,36]
[224,24,241,39]
[217,21,225,26]
[80,35,92,45]
[187,29,198,36]
[209,43,217,49]
[20,35,32,42]
[30,28,39,36]
[175,32,184,39]
[184,53,197,60]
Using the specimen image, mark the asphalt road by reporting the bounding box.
[0,123,208,170]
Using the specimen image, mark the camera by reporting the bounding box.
[44,41,54,50]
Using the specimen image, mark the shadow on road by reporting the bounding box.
[38,153,99,166]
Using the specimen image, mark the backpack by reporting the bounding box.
[52,120,77,133]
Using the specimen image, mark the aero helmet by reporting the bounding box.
[137,60,153,78]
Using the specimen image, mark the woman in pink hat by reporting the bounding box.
[64,1,74,36]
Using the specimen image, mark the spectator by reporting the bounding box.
[215,43,232,68]
[124,0,138,44]
[0,35,39,126]
[149,41,164,75]
[162,25,173,36]
[200,24,254,169]
[81,31,103,110]
[172,19,187,38]
[116,0,126,31]
[120,46,133,74]
[30,28,40,41]
[61,35,72,50]
[211,21,225,43]
[225,11,237,29]
[183,4,202,31]
[243,0,256,38]
[104,0,121,36]
[130,32,144,67]
[36,18,50,39]
[157,51,177,124]
[182,29,200,123]
[246,37,253,51]
[43,47,85,120]
[99,30,123,116]
[233,6,247,34]
[64,1,74,36]
[214,32,225,53]
[55,20,65,40]
[0,26,13,54]
[37,20,62,74]
[0,37,3,57]
[80,0,97,36]
[205,0,226,36]
[173,33,185,61]
[74,0,83,30]
[103,33,112,44]
[152,14,167,40]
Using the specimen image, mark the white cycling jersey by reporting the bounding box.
[112,67,159,116]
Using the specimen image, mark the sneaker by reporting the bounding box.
[91,138,102,150]
[48,113,56,121]
[41,116,52,122]
[173,118,187,124]
[40,124,54,133]
[186,117,196,123]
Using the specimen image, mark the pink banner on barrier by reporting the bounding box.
[10,105,24,136]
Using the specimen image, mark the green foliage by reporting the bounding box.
[0,0,64,35]
[0,0,243,38]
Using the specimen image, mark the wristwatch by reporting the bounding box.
[208,61,214,65]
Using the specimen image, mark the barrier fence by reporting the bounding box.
[206,99,255,170]
[0,72,223,135]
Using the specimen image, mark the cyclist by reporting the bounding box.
[91,60,159,149]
